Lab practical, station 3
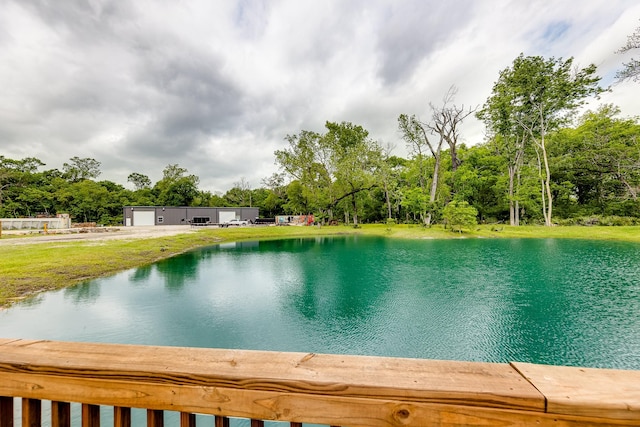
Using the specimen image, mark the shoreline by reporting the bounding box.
[2,224,640,308]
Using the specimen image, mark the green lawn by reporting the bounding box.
[2,224,640,307]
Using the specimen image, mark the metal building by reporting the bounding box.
[122,206,259,226]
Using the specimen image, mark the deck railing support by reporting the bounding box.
[0,397,12,427]
[0,339,639,426]
[114,407,131,427]
[51,401,70,427]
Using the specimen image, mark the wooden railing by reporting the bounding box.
[0,339,639,426]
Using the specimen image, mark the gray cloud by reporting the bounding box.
[0,0,638,193]
[374,0,476,85]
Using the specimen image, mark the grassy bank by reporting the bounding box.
[2,224,640,308]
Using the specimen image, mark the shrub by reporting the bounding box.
[443,201,478,233]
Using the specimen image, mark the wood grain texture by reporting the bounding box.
[0,397,13,427]
[114,406,131,427]
[147,409,163,427]
[0,339,639,426]
[179,412,195,427]
[22,398,40,427]
[1,371,639,426]
[82,404,100,427]
[0,339,541,411]
[51,401,71,427]
[512,362,640,421]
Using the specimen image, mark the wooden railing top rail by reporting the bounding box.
[0,338,639,426]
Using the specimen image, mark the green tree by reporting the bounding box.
[378,151,404,221]
[453,145,507,222]
[56,180,111,223]
[275,130,332,218]
[224,177,252,206]
[443,200,478,233]
[398,114,443,225]
[259,173,287,217]
[477,74,529,225]
[616,23,640,82]
[127,172,152,190]
[275,122,383,225]
[283,180,311,214]
[486,54,603,226]
[324,122,382,226]
[549,105,640,216]
[153,164,200,206]
[62,157,101,182]
[0,156,46,216]
[160,177,199,206]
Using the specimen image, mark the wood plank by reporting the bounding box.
[214,416,229,427]
[82,403,100,427]
[0,372,638,427]
[114,407,131,427]
[0,397,13,427]
[22,398,41,427]
[1,339,638,425]
[51,401,71,427]
[250,419,264,427]
[0,339,542,412]
[512,362,640,421]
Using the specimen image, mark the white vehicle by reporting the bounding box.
[226,218,249,226]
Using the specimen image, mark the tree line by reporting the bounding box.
[1,53,639,226]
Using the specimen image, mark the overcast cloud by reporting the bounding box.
[1,0,639,193]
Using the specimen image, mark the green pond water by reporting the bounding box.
[2,236,640,369]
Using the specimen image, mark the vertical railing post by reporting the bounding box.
[147,409,163,427]
[51,401,71,427]
[179,412,195,427]
[250,420,264,427]
[0,397,13,427]
[22,398,41,427]
[114,407,131,427]
[214,416,229,427]
[82,404,100,427]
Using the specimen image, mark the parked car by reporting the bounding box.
[226,219,249,226]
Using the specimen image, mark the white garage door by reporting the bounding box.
[219,211,236,224]
[133,210,155,226]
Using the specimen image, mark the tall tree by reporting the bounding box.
[378,144,402,221]
[616,23,640,82]
[275,122,382,225]
[275,130,332,218]
[127,172,152,190]
[153,164,200,206]
[478,73,529,225]
[550,105,640,215]
[398,114,444,226]
[488,54,603,226]
[0,156,45,215]
[324,122,382,226]
[62,157,101,182]
[430,86,476,173]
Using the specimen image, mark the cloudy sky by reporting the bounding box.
[1,1,639,193]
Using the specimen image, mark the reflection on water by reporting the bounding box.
[2,236,640,370]
[64,281,100,304]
